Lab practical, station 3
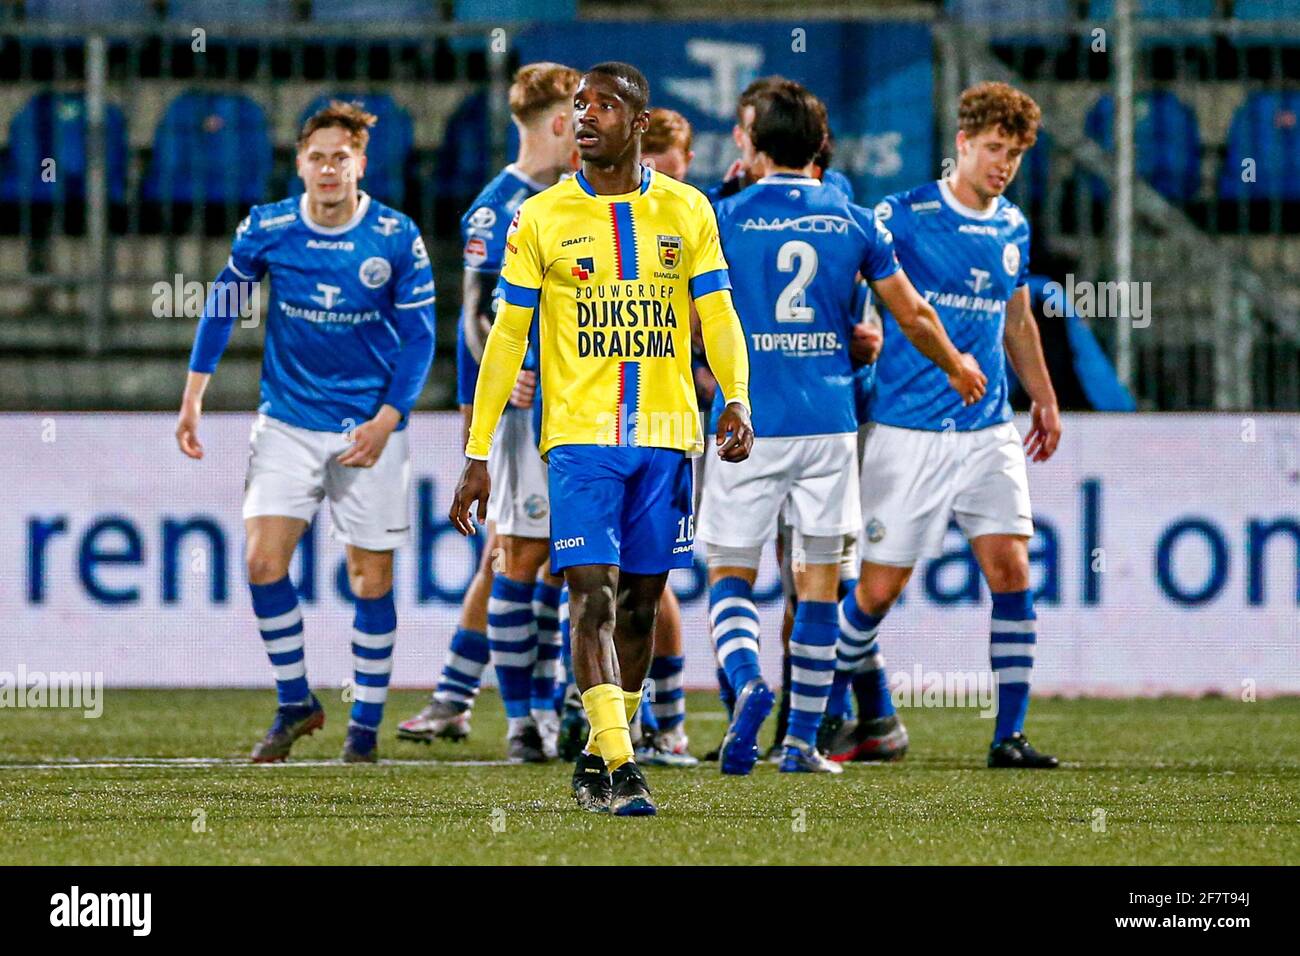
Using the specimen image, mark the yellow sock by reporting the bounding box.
[583,688,643,760]
[623,688,643,725]
[582,683,633,772]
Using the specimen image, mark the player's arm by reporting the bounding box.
[1004,283,1061,461]
[177,217,265,459]
[870,271,985,406]
[450,205,540,534]
[855,202,982,403]
[691,202,753,461]
[464,244,538,411]
[338,228,437,468]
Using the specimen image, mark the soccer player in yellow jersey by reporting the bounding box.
[451,62,754,816]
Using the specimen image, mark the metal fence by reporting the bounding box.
[0,20,512,411]
[934,7,1300,411]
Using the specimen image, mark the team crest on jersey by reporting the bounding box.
[524,494,548,520]
[657,235,681,269]
[359,256,392,288]
[1002,242,1020,276]
[571,256,595,281]
[866,517,886,543]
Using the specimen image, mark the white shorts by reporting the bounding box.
[859,421,1034,566]
[486,407,550,539]
[242,414,411,551]
[697,433,861,549]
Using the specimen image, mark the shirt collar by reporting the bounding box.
[299,191,371,235]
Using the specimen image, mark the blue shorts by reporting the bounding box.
[547,444,695,575]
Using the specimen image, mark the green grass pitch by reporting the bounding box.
[1,690,1297,865]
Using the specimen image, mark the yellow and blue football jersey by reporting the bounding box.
[466,165,749,458]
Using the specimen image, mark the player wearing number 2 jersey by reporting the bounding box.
[700,79,985,776]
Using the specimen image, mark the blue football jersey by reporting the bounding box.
[456,164,548,404]
[870,179,1031,432]
[709,174,899,438]
[191,192,436,433]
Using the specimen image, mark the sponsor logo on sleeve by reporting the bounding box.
[464,236,488,267]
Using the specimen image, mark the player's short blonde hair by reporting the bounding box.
[510,62,581,125]
[298,100,377,152]
[958,81,1041,147]
[643,108,692,155]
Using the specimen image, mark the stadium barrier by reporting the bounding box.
[4,411,1297,696]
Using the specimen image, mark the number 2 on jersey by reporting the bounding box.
[775,239,818,323]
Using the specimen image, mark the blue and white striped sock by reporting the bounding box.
[835,590,895,720]
[991,589,1036,744]
[716,666,736,718]
[434,628,488,711]
[649,655,686,731]
[488,576,537,720]
[251,576,309,706]
[785,601,838,747]
[350,591,396,730]
[554,585,571,709]
[710,577,762,692]
[530,580,563,717]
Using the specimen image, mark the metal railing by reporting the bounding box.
[0,20,513,410]
[934,10,1300,411]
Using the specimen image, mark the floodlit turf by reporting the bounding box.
[1,690,1297,865]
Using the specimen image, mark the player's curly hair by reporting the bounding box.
[958,81,1041,146]
[643,108,693,156]
[297,100,377,152]
[510,62,581,125]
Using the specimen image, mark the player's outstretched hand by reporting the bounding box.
[715,402,754,463]
[509,369,537,409]
[1024,400,1062,462]
[338,407,400,468]
[449,459,491,536]
[176,403,203,459]
[947,352,987,406]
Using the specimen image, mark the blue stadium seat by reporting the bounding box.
[295,93,413,206]
[1088,0,1216,18]
[310,0,436,20]
[1221,0,1300,18]
[142,91,271,205]
[0,92,128,203]
[1218,91,1300,202]
[452,0,576,18]
[166,0,294,19]
[945,0,1072,19]
[1085,91,1201,203]
[21,0,156,21]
